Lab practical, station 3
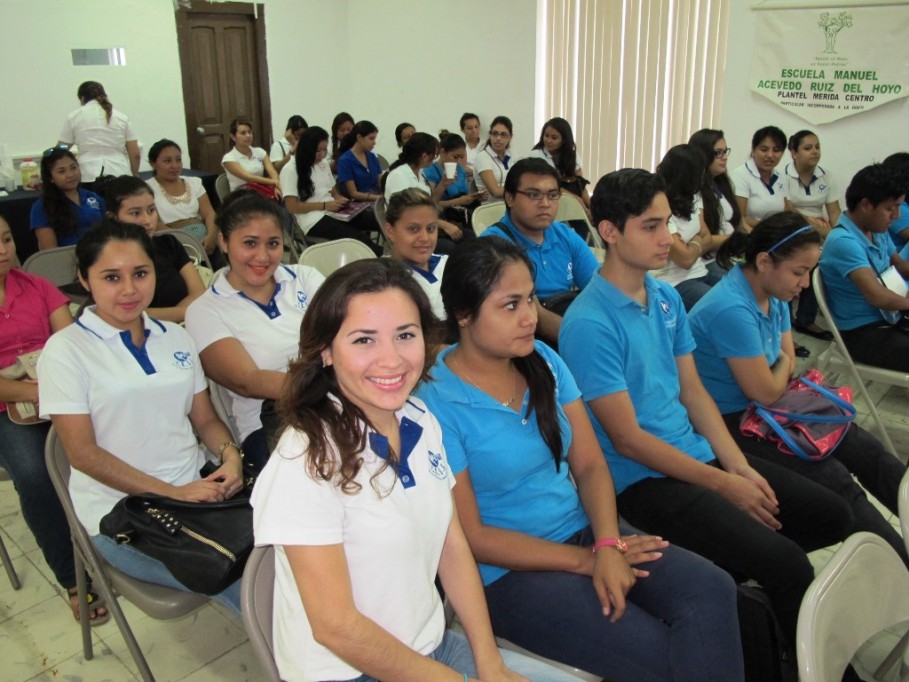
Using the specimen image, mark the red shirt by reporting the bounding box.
[0,269,69,412]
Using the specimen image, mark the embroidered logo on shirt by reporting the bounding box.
[659,299,677,329]
[566,262,574,281]
[172,351,193,369]
[296,291,309,310]
[660,300,671,315]
[86,197,100,209]
[427,450,448,480]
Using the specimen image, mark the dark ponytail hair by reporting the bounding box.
[294,126,330,200]
[388,133,438,173]
[688,128,741,233]
[339,120,378,155]
[656,144,705,222]
[717,210,820,271]
[439,132,466,152]
[441,237,564,471]
[77,81,112,123]
[39,147,80,238]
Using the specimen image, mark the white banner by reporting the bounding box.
[749,5,909,124]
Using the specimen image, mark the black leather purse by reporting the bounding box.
[99,490,253,595]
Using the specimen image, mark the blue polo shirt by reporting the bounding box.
[560,274,716,494]
[414,342,589,585]
[422,162,470,200]
[336,150,381,195]
[819,213,895,330]
[689,264,790,414]
[887,202,909,250]
[29,188,105,246]
[483,212,599,299]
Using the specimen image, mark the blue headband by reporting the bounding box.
[767,225,813,254]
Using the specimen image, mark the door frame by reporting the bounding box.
[174,1,273,168]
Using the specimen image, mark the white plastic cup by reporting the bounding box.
[444,162,457,179]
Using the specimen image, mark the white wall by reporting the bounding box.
[0,0,537,171]
[720,2,909,194]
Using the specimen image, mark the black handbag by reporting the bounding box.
[99,490,253,595]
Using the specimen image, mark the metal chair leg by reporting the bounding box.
[0,531,20,590]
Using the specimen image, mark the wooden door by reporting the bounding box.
[175,2,272,173]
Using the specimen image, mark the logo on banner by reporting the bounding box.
[819,12,852,54]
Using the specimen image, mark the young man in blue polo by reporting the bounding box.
[482,157,599,343]
[559,168,851,647]
[819,163,909,371]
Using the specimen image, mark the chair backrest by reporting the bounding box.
[898,467,909,547]
[241,545,281,681]
[154,230,212,269]
[298,238,376,278]
[21,245,78,287]
[471,201,506,235]
[215,173,231,203]
[556,191,602,248]
[208,379,242,444]
[376,154,390,172]
[797,532,909,682]
[373,196,387,230]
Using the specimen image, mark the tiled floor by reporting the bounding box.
[0,328,908,681]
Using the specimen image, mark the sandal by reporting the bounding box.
[794,323,834,341]
[67,586,110,626]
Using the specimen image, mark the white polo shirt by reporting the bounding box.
[222,146,269,192]
[280,160,336,234]
[185,265,325,442]
[252,397,454,682]
[402,254,448,320]
[730,158,786,221]
[652,194,709,286]
[37,308,207,535]
[473,146,512,202]
[529,147,583,173]
[270,139,292,163]
[384,164,430,204]
[147,175,207,224]
[58,100,137,181]
[784,163,838,218]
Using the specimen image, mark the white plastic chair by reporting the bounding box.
[298,238,376,278]
[813,269,909,455]
[555,191,602,248]
[471,201,506,235]
[797,532,909,682]
[21,245,78,287]
[240,545,281,681]
[495,638,601,681]
[154,230,212,270]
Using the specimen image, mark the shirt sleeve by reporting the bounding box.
[252,428,346,546]
[37,333,91,417]
[422,164,442,185]
[415,382,471,476]
[824,232,876,279]
[566,228,599,290]
[537,342,582,405]
[709,304,768,360]
[730,166,749,199]
[560,313,630,400]
[188,175,206,200]
[279,162,299,199]
[269,141,286,163]
[124,116,137,142]
[29,199,48,230]
[336,153,355,185]
[36,274,70,314]
[162,233,192,271]
[384,168,410,202]
[184,294,232,352]
[58,116,74,145]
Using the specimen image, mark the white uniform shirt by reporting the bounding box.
[730,158,786,221]
[147,175,206,224]
[784,163,838,218]
[529,147,583,173]
[270,139,292,163]
[222,146,269,192]
[281,160,336,234]
[37,308,207,535]
[402,254,447,320]
[252,397,454,682]
[718,194,736,234]
[473,147,512,202]
[384,164,430,204]
[465,141,481,169]
[185,265,325,442]
[58,100,137,181]
[652,194,709,286]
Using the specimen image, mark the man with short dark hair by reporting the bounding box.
[559,168,852,648]
[482,157,599,341]
[819,163,909,371]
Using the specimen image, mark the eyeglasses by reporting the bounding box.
[489,131,511,138]
[713,148,732,158]
[515,189,561,202]
[43,144,71,156]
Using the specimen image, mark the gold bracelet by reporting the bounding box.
[690,239,702,254]
[216,441,244,462]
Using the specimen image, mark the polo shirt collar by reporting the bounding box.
[836,211,884,251]
[76,307,167,341]
[499,213,552,251]
[405,254,442,283]
[211,264,295,297]
[592,272,663,311]
[745,157,780,192]
[726,264,768,319]
[365,398,427,489]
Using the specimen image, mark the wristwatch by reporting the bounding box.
[592,537,628,555]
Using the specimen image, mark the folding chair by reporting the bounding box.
[215,173,231,204]
[154,230,212,270]
[0,467,21,589]
[471,201,506,235]
[21,245,78,287]
[813,269,909,455]
[555,191,601,248]
[797,532,909,682]
[376,154,390,172]
[44,427,208,682]
[240,545,281,681]
[298,238,376,278]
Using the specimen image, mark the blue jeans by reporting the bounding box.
[92,534,241,617]
[724,412,908,566]
[675,267,723,311]
[345,630,579,682]
[0,413,75,588]
[618,456,852,644]
[483,525,744,682]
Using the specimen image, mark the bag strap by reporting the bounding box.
[755,377,856,425]
[753,405,848,461]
